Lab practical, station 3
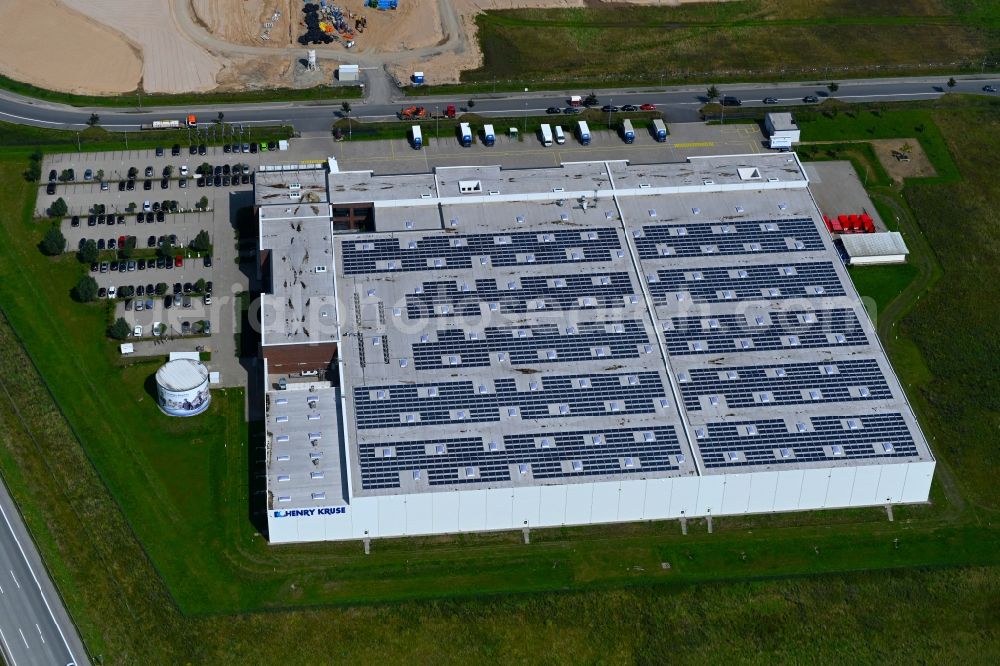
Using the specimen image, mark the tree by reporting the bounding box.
[197,196,209,211]
[72,276,99,303]
[217,111,225,123]
[40,225,66,255]
[706,85,720,103]
[947,77,957,88]
[198,163,212,176]
[95,169,105,182]
[584,92,599,107]
[87,113,100,127]
[58,169,73,183]
[155,282,168,296]
[23,153,41,182]
[341,101,352,116]
[194,278,206,293]
[341,101,352,139]
[163,165,173,177]
[159,241,176,259]
[127,167,138,179]
[77,239,98,264]
[49,197,68,218]
[108,317,131,340]
[467,99,476,109]
[191,230,211,252]
[827,82,839,94]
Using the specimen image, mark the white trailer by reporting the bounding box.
[540,123,553,146]
[577,120,591,145]
[411,125,423,149]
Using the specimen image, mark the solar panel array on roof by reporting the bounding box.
[677,359,892,411]
[662,309,867,355]
[354,372,669,430]
[412,321,651,370]
[358,426,683,490]
[649,262,844,304]
[633,218,824,259]
[341,229,623,275]
[695,413,919,468]
[404,272,635,319]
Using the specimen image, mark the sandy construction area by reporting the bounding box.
[192,0,444,54]
[60,0,225,93]
[0,0,141,94]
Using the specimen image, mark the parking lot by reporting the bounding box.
[38,145,256,386]
[286,120,771,175]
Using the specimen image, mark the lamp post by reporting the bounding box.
[523,88,529,133]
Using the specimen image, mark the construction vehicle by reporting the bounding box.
[399,105,428,120]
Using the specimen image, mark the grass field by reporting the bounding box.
[0,72,362,108]
[1,99,1000,660]
[420,0,1000,94]
[0,121,294,156]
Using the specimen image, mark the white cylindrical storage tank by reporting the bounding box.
[155,359,211,417]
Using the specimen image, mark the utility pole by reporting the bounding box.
[76,131,81,152]
[523,88,529,133]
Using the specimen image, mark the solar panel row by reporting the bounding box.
[357,426,683,490]
[353,373,669,430]
[341,229,623,275]
[411,321,652,370]
[678,359,891,411]
[649,262,845,304]
[634,218,824,259]
[696,413,918,468]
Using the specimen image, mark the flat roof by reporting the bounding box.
[263,156,932,507]
[266,386,346,509]
[840,231,909,258]
[259,214,338,346]
[767,112,799,131]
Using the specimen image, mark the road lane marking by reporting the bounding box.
[0,627,17,666]
[0,499,78,664]
[9,571,19,589]
[17,628,27,649]
[672,141,715,148]
[34,624,44,645]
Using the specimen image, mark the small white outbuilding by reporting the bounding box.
[840,232,910,265]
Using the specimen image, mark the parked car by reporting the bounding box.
[118,181,126,192]
[164,295,173,309]
[172,144,181,156]
[183,282,193,294]
[223,144,232,154]
[181,320,191,333]
[763,96,779,104]
[143,179,152,191]
[205,281,213,294]
[145,299,153,311]
[203,255,212,268]
[546,106,561,114]
[145,166,154,178]
[46,183,56,195]
[84,169,93,180]
[622,104,638,112]
[198,144,207,155]
[189,145,198,155]
[155,146,164,157]
[639,103,656,111]
[133,324,143,337]
[71,216,80,227]
[563,107,581,115]
[183,295,192,309]
[98,287,107,298]
[134,300,143,312]
[601,105,619,113]
[721,96,742,107]
[48,169,57,182]
[803,95,820,103]
[204,294,212,305]
[107,286,117,299]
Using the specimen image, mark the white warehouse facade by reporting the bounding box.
[256,155,934,544]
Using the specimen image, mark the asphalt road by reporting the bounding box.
[1,75,998,134]
[0,477,86,666]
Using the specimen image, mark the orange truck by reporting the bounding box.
[398,105,428,120]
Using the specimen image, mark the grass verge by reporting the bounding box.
[0,72,362,108]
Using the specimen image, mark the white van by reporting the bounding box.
[554,126,566,145]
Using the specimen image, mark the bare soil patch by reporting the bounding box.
[870,138,937,183]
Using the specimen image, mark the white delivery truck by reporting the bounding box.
[652,119,668,142]
[483,124,496,146]
[458,122,473,147]
[621,119,635,144]
[554,126,566,144]
[411,125,423,149]
[577,120,591,145]
[540,123,554,146]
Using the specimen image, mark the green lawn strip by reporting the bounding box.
[850,263,921,316]
[0,121,294,155]
[0,72,361,108]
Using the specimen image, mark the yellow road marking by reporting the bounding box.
[671,141,715,148]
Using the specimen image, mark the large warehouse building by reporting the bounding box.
[255,154,934,544]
